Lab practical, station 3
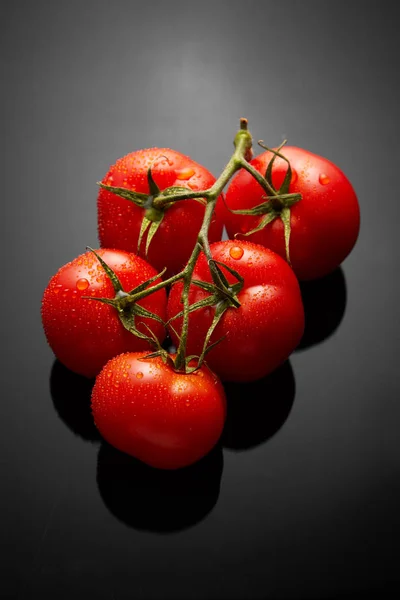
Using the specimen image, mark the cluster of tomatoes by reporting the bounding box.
[42,126,360,470]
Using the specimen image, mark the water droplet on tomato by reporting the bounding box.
[76,278,89,291]
[319,173,330,185]
[53,284,63,294]
[136,372,143,379]
[176,167,195,180]
[229,245,244,260]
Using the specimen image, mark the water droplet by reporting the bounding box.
[54,284,63,294]
[229,245,244,260]
[76,278,89,291]
[176,167,195,180]
[136,372,143,379]
[319,173,330,185]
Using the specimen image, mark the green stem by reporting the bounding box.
[239,158,279,197]
[122,270,184,306]
[174,243,203,370]
[173,122,253,369]
[153,190,210,209]
[122,119,277,372]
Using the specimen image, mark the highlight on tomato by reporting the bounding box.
[97,148,226,278]
[41,249,167,378]
[224,146,360,280]
[167,240,305,383]
[91,352,227,470]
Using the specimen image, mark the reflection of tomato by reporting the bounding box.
[98,148,225,278]
[91,352,227,470]
[41,249,167,378]
[167,240,304,382]
[96,442,224,533]
[224,147,360,280]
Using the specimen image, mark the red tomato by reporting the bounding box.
[98,148,225,278]
[167,240,305,382]
[91,352,227,470]
[41,249,167,378]
[224,146,360,280]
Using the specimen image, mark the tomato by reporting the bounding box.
[224,146,360,280]
[97,148,225,278]
[167,240,305,382]
[41,249,167,378]
[91,352,227,470]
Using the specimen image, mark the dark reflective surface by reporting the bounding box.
[222,360,295,450]
[50,360,100,443]
[97,442,223,533]
[3,2,400,599]
[297,267,347,351]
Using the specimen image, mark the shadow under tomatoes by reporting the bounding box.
[296,267,347,351]
[50,360,101,443]
[222,360,296,451]
[96,441,224,534]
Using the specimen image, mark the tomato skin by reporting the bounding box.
[224,147,360,280]
[41,249,167,378]
[98,148,225,278]
[91,352,227,470]
[167,240,305,382]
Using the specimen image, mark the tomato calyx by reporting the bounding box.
[228,141,302,264]
[82,248,166,346]
[134,165,166,256]
[99,162,207,257]
[168,257,244,373]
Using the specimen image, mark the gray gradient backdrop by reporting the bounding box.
[1,1,400,599]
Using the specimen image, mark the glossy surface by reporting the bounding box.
[98,148,225,278]
[91,352,227,469]
[225,146,361,280]
[2,2,400,599]
[167,240,305,381]
[41,249,167,377]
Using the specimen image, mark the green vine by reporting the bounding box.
[94,118,302,373]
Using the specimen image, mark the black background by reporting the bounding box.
[2,1,400,599]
